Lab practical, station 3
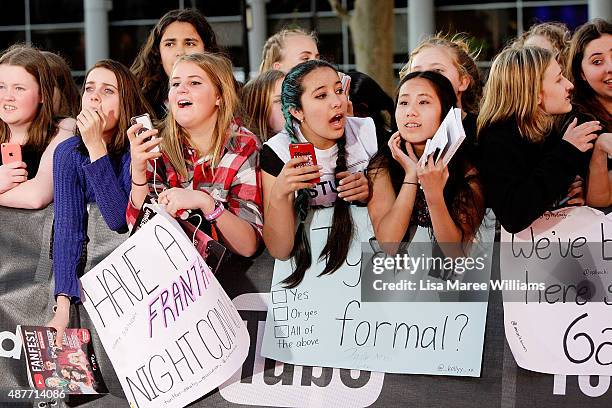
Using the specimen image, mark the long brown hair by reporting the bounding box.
[41,51,80,118]
[565,19,612,132]
[0,45,58,153]
[130,8,219,110]
[81,60,153,156]
[240,69,285,141]
[160,53,237,179]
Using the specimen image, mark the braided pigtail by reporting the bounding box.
[318,136,354,275]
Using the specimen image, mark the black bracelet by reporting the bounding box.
[131,178,148,186]
[402,181,418,186]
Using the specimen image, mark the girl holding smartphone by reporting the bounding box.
[261,59,375,287]
[127,52,263,258]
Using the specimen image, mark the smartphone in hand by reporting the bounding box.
[1,143,22,164]
[289,142,320,183]
[130,113,159,153]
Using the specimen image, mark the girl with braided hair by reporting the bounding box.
[261,60,376,288]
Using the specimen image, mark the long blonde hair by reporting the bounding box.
[399,33,483,115]
[477,46,554,143]
[161,53,237,179]
[259,28,317,73]
[240,69,285,141]
[0,45,58,153]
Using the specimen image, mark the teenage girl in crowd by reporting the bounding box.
[367,71,484,252]
[259,28,320,73]
[564,19,612,207]
[241,69,285,143]
[41,51,80,118]
[478,46,601,233]
[514,22,570,62]
[0,45,74,209]
[399,34,483,161]
[348,71,395,148]
[261,60,375,287]
[128,52,262,257]
[48,60,153,346]
[131,8,219,118]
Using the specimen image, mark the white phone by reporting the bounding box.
[130,113,159,153]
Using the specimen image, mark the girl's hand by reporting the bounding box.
[77,106,107,155]
[417,155,449,202]
[47,295,70,348]
[157,187,215,217]
[388,131,418,178]
[127,123,162,181]
[337,171,369,202]
[562,118,601,152]
[270,156,322,200]
[595,133,612,155]
[0,161,27,193]
[566,175,585,206]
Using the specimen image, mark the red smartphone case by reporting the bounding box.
[289,143,320,184]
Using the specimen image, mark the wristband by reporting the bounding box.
[204,199,225,223]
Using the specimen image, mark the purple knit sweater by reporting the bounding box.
[52,136,131,303]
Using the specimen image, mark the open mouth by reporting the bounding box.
[404,122,421,128]
[177,99,193,108]
[605,79,612,85]
[329,113,344,124]
[3,105,16,111]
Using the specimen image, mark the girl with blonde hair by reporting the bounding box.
[478,46,600,233]
[128,52,262,257]
[259,28,319,73]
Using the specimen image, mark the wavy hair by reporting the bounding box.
[477,46,555,143]
[130,8,219,111]
[280,59,353,288]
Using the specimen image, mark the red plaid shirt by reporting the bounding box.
[126,123,263,236]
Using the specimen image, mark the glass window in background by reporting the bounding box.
[109,25,153,68]
[0,32,27,53]
[109,0,180,21]
[30,0,83,24]
[522,5,588,31]
[435,8,518,61]
[0,0,25,25]
[190,1,241,16]
[31,29,85,71]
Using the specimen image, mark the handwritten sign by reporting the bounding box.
[261,207,493,376]
[501,206,612,375]
[80,213,250,408]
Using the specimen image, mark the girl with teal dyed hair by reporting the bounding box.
[260,59,377,287]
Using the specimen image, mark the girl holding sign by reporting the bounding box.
[478,46,601,233]
[367,71,484,249]
[48,60,153,346]
[261,59,375,287]
[127,52,263,258]
[0,45,74,208]
[564,19,612,207]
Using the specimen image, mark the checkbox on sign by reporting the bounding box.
[274,325,289,338]
[271,289,287,304]
[273,306,289,321]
